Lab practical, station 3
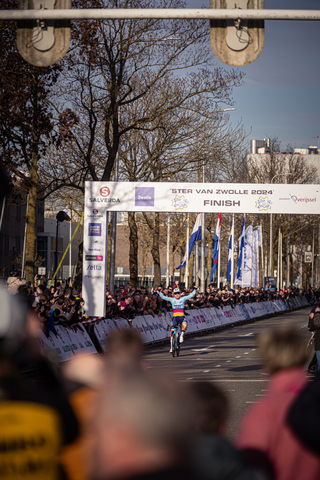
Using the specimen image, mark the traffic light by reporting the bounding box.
[210,0,265,66]
[17,0,71,67]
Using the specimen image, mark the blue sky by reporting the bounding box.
[187,0,320,150]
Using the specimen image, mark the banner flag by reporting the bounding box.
[242,224,253,287]
[176,213,201,269]
[210,213,221,281]
[234,216,245,285]
[227,218,233,282]
[252,226,259,286]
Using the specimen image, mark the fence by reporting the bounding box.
[37,296,310,362]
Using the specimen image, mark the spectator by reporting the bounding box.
[88,369,194,480]
[189,381,268,480]
[235,326,320,480]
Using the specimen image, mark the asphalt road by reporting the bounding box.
[143,306,314,440]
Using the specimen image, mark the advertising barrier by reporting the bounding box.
[38,298,308,361]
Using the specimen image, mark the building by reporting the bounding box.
[0,186,44,279]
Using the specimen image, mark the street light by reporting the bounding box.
[200,108,235,292]
[269,172,294,280]
[54,210,71,288]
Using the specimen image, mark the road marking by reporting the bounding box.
[239,333,254,337]
[216,379,267,382]
[244,352,249,355]
[192,345,216,352]
[215,365,221,367]
[236,356,241,358]
[226,360,231,363]
[246,401,257,404]
[203,370,210,373]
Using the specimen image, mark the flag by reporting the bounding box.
[176,213,202,269]
[209,213,221,281]
[227,218,233,282]
[251,226,259,286]
[242,225,253,287]
[234,216,245,285]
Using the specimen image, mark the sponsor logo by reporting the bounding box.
[100,186,110,197]
[89,197,120,203]
[135,187,155,207]
[88,223,101,236]
[172,195,189,210]
[87,207,103,218]
[289,193,316,204]
[86,265,102,271]
[255,196,273,211]
[85,255,103,261]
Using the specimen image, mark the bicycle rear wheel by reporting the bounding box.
[176,333,181,356]
[171,336,176,357]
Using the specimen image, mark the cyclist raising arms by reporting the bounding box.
[158,286,198,352]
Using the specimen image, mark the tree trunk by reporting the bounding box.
[128,212,138,288]
[24,150,38,283]
[152,213,161,287]
[74,241,83,288]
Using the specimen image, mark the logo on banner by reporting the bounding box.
[289,193,316,204]
[88,223,101,236]
[135,187,154,206]
[85,255,103,261]
[87,208,103,218]
[100,186,110,197]
[255,196,273,211]
[172,195,189,210]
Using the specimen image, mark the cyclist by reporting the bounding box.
[158,285,198,352]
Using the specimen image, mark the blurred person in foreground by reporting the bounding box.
[88,370,194,480]
[61,328,146,480]
[235,326,320,480]
[287,369,320,456]
[0,287,79,480]
[189,382,268,480]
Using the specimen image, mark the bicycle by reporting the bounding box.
[170,325,181,358]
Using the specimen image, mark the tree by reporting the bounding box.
[0,1,63,281]
[247,137,319,286]
[39,0,244,287]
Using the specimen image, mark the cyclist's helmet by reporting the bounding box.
[173,288,180,294]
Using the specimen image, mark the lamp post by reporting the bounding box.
[201,108,235,292]
[54,210,71,289]
[269,172,294,281]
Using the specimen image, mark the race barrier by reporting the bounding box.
[35,297,311,362]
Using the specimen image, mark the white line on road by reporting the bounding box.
[192,345,217,352]
[239,333,254,337]
[215,365,221,367]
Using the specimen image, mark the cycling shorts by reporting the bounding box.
[172,315,186,328]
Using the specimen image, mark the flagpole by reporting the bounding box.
[255,226,260,287]
[242,214,246,288]
[231,214,234,287]
[185,213,190,288]
[166,212,170,287]
[218,240,221,289]
[250,220,253,287]
[260,222,264,288]
[201,212,205,292]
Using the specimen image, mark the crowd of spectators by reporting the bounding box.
[4,271,318,338]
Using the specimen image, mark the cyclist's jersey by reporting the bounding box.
[158,289,197,317]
